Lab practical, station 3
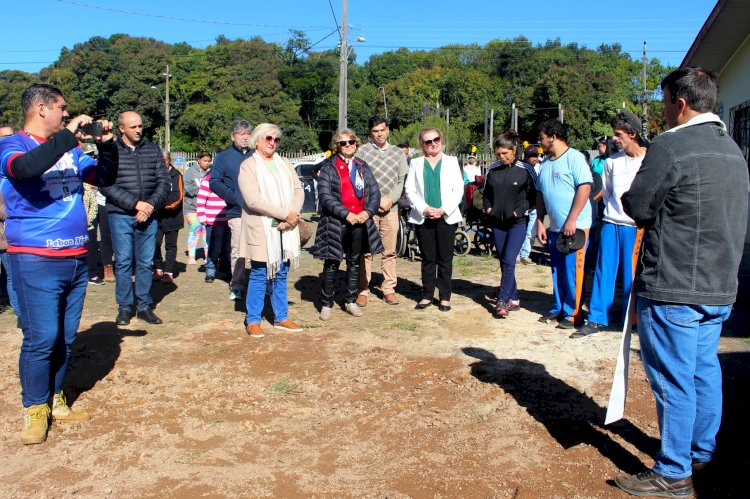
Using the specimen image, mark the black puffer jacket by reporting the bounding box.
[157,166,185,232]
[310,156,384,261]
[101,137,170,215]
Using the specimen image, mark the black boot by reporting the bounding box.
[321,260,338,308]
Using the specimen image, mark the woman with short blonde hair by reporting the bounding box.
[237,123,304,338]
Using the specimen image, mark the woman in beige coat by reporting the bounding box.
[238,123,304,338]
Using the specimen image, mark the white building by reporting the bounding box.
[682,0,750,241]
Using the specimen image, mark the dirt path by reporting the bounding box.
[1,233,748,498]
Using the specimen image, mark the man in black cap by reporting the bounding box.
[572,111,647,339]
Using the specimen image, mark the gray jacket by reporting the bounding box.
[183,164,209,212]
[622,116,749,305]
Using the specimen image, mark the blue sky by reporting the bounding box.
[1,0,716,73]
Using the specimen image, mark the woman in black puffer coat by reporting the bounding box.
[310,129,383,320]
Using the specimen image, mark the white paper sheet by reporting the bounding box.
[605,289,635,425]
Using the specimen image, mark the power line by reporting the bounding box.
[53,0,329,29]
[327,0,342,40]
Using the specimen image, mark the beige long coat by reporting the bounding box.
[237,155,304,262]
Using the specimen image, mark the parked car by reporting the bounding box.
[295,163,321,214]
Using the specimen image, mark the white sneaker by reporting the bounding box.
[319,306,332,321]
[229,290,244,300]
[344,303,364,317]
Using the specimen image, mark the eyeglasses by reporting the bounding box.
[337,139,357,147]
[422,136,441,146]
[264,136,281,144]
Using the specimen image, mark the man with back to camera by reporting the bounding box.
[534,119,593,330]
[210,119,254,300]
[0,84,119,444]
[101,111,169,326]
[355,116,409,306]
[614,67,749,498]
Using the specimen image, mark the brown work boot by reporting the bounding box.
[21,403,50,445]
[52,392,90,422]
[614,470,694,498]
[355,294,368,307]
[246,323,265,339]
[103,264,115,282]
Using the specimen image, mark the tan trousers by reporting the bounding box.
[359,209,398,296]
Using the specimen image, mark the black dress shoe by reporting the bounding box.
[136,309,163,324]
[205,276,215,283]
[116,310,131,326]
[438,303,451,312]
[415,301,432,310]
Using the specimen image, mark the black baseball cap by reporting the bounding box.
[555,229,586,255]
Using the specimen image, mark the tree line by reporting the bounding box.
[0,32,671,153]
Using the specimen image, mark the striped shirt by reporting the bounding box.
[196,172,228,226]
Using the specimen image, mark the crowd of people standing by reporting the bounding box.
[0,66,748,499]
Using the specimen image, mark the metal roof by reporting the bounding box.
[682,0,750,72]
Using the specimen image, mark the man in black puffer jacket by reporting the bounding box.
[101,111,169,326]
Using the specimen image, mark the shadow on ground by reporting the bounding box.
[64,322,146,405]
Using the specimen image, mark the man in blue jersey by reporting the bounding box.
[0,84,118,444]
[534,119,593,330]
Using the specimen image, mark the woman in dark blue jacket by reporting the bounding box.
[482,130,536,317]
[310,129,383,320]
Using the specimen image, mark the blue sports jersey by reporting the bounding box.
[535,148,593,231]
[0,132,97,256]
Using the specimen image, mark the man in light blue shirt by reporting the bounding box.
[534,119,592,329]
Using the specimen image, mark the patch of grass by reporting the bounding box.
[533,266,546,274]
[391,321,418,332]
[534,281,548,289]
[269,377,300,397]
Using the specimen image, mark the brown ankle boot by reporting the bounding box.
[103,264,115,282]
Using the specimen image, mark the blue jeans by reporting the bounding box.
[10,253,88,407]
[491,223,526,302]
[109,213,157,312]
[245,260,289,325]
[205,224,230,279]
[637,297,732,478]
[0,252,19,313]
[519,209,537,259]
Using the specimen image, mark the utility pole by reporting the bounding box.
[337,0,349,131]
[378,86,388,121]
[489,109,494,148]
[483,103,488,156]
[642,41,648,139]
[445,108,450,150]
[164,64,171,152]
[558,103,564,124]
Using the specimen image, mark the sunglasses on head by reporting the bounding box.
[423,136,441,146]
[337,139,357,147]
[264,136,281,144]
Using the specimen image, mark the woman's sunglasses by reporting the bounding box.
[423,136,441,146]
[265,136,281,144]
[337,139,357,147]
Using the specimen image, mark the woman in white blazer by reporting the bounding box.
[405,128,465,312]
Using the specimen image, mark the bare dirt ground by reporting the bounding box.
[0,230,748,498]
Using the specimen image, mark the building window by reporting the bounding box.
[730,99,750,169]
